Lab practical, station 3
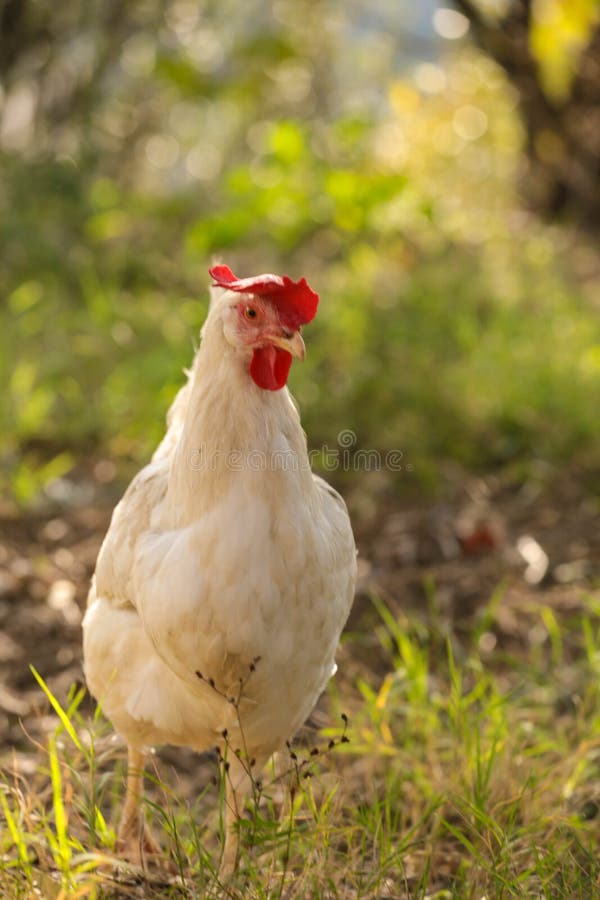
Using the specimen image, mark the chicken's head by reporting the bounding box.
[209,264,319,391]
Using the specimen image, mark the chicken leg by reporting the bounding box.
[220,753,255,877]
[117,744,250,876]
[117,745,162,867]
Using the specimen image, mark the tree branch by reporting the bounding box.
[570,21,600,104]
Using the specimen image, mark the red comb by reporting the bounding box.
[209,264,319,330]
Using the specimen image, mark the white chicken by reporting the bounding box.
[82,265,356,873]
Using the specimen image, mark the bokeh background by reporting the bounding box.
[1,0,599,504]
[2,2,600,894]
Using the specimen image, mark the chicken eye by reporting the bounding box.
[245,307,257,320]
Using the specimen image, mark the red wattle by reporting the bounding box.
[250,345,292,391]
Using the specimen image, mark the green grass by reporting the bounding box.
[2,588,600,898]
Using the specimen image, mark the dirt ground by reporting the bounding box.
[1,461,599,780]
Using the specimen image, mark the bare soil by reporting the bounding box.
[0,462,598,782]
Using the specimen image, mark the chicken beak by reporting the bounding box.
[271,330,306,361]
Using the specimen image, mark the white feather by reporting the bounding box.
[83,287,356,764]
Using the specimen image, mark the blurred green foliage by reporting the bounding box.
[531,0,599,100]
[1,0,599,503]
